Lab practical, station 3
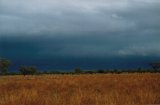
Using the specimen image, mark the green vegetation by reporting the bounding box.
[19,66,37,76]
[0,57,160,75]
[74,68,83,74]
[0,58,11,75]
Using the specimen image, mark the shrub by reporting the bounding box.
[19,66,37,76]
[74,68,83,74]
[0,58,11,75]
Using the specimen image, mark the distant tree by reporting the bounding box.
[49,71,61,74]
[74,68,83,74]
[19,66,37,76]
[117,69,122,74]
[97,69,105,73]
[85,70,94,74]
[150,63,160,72]
[137,67,142,73]
[113,69,118,73]
[0,58,11,75]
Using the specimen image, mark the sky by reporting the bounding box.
[0,0,160,71]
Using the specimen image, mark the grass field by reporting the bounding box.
[0,73,160,105]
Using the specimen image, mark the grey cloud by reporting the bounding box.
[1,0,159,35]
[0,0,160,59]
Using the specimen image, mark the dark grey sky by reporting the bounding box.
[0,0,160,70]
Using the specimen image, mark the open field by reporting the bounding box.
[0,73,160,105]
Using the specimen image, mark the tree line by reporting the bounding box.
[0,58,160,76]
[0,58,37,76]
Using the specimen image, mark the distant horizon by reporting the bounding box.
[6,56,156,72]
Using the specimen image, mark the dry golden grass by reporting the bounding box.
[0,73,160,105]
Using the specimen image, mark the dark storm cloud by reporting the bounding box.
[0,0,160,70]
[1,35,160,70]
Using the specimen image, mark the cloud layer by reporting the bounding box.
[0,0,160,69]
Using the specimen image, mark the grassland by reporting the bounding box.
[0,73,160,105]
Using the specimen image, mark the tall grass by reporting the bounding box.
[0,73,160,105]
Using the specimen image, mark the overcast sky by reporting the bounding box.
[0,0,160,70]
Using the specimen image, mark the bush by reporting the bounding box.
[97,69,105,73]
[19,66,37,76]
[74,68,83,74]
[0,58,11,75]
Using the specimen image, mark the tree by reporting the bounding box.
[150,63,160,72]
[97,69,105,73]
[85,70,94,74]
[0,58,11,75]
[74,68,83,74]
[19,66,37,76]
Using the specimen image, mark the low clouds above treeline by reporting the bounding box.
[0,0,160,69]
